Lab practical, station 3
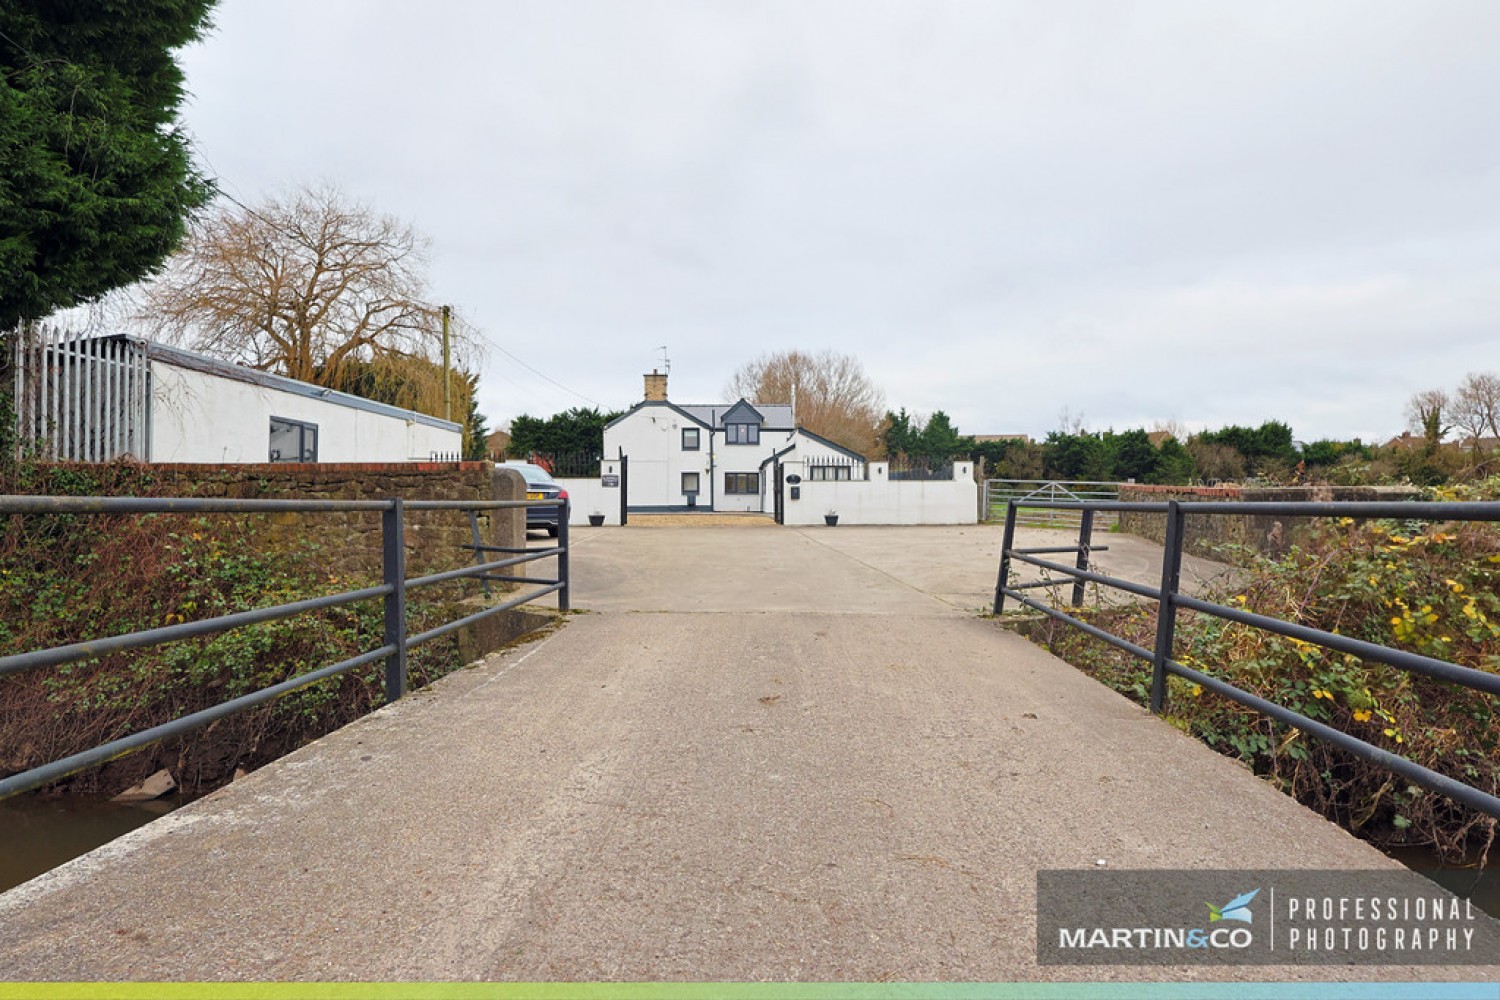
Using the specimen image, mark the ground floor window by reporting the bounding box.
[724,472,759,495]
[682,472,700,494]
[808,465,852,481]
[269,416,318,463]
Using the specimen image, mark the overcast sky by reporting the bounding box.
[167,1,1499,443]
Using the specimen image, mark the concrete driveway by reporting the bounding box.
[0,522,1487,982]
[564,521,1237,615]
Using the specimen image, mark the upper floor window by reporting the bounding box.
[726,422,759,445]
[682,427,700,450]
[809,465,852,481]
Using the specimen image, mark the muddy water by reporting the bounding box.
[1387,847,1500,918]
[0,795,186,894]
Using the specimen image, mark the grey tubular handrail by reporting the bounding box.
[0,493,571,800]
[993,495,1500,820]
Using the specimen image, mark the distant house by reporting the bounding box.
[1379,432,1500,452]
[484,428,512,458]
[10,331,462,464]
[602,370,867,513]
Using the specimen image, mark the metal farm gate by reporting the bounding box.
[982,479,1121,529]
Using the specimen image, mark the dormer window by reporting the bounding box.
[726,422,759,445]
[720,400,764,445]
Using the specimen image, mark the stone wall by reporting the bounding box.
[143,461,526,583]
[1118,484,1421,561]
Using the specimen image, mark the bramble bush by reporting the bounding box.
[1028,477,1500,860]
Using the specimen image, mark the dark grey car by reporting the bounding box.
[500,462,567,537]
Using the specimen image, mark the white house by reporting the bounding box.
[602,370,867,514]
[11,331,462,464]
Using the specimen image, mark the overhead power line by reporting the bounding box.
[184,140,600,413]
[484,334,600,408]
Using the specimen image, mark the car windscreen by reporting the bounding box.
[506,465,557,487]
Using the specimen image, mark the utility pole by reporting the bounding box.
[441,305,452,422]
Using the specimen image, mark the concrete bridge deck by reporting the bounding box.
[0,523,1489,981]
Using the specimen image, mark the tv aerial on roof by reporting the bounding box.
[655,345,670,375]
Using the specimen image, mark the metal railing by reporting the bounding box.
[0,493,570,801]
[992,497,1500,821]
[886,457,953,481]
[983,480,1121,528]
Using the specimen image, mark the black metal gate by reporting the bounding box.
[773,461,785,525]
[619,452,629,526]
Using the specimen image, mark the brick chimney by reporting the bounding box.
[644,369,668,401]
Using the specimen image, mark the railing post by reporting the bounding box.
[468,509,491,598]
[1150,500,1185,714]
[557,497,571,612]
[1071,508,1094,607]
[382,498,408,703]
[993,500,1019,614]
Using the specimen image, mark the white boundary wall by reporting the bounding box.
[556,457,976,526]
[781,460,978,525]
[557,454,624,525]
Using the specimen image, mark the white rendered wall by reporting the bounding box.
[781,461,979,525]
[603,406,715,509]
[148,363,460,463]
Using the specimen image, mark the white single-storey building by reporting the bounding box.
[602,370,869,514]
[11,331,462,463]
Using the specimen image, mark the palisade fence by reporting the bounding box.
[10,325,149,462]
[984,480,1121,528]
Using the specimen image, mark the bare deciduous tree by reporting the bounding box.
[139,184,480,410]
[725,349,886,456]
[1451,372,1500,450]
[1405,388,1450,444]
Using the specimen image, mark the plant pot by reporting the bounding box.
[824,514,839,526]
[588,514,605,527]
